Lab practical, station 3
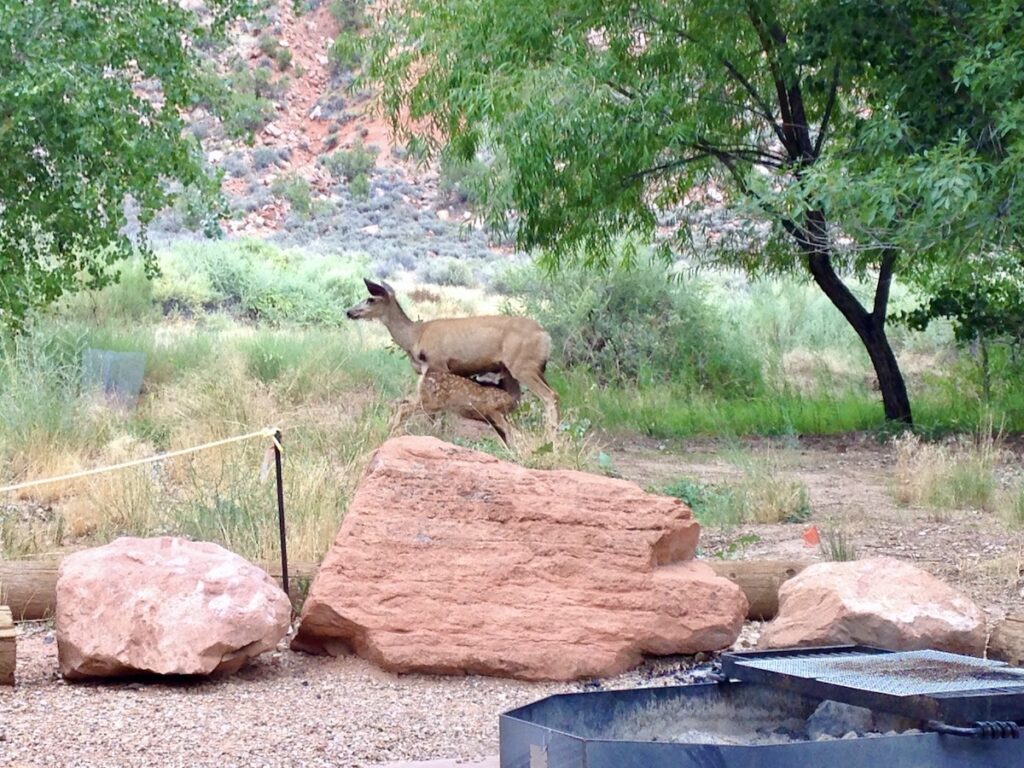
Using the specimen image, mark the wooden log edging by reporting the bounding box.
[990,613,1024,667]
[2,557,809,623]
[0,559,320,621]
[706,559,810,621]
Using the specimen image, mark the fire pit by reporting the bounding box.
[500,646,1024,767]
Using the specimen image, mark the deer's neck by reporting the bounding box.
[381,302,421,354]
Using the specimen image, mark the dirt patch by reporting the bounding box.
[605,433,1024,621]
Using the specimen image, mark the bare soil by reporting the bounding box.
[608,432,1024,621]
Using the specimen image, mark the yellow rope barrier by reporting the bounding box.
[0,426,282,494]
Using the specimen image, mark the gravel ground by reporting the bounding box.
[1,623,761,768]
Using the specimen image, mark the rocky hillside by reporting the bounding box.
[166,1,518,286]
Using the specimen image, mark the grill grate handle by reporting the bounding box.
[927,720,1021,739]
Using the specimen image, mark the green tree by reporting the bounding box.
[361,0,1023,423]
[900,251,1024,404]
[0,0,249,327]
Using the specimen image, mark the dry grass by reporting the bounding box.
[724,449,812,525]
[890,424,1009,517]
[663,449,812,527]
[0,300,597,563]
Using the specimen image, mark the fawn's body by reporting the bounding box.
[393,369,520,448]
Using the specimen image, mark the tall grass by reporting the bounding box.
[0,313,407,561]
[558,368,885,437]
[889,421,1024,522]
[663,449,811,527]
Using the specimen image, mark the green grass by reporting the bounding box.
[558,368,885,437]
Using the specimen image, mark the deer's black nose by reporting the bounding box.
[346,309,358,319]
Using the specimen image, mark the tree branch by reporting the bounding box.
[718,56,789,149]
[873,248,898,323]
[622,154,712,184]
[813,62,840,159]
[646,10,789,150]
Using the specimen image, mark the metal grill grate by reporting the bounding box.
[721,646,1024,724]
[734,649,1024,696]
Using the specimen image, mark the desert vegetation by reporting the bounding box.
[3,236,1024,565]
[1,0,1022,586]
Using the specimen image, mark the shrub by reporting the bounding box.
[503,259,765,394]
[439,153,489,206]
[418,257,476,287]
[349,172,371,200]
[323,142,377,182]
[329,0,366,31]
[271,174,314,218]
[193,62,277,137]
[258,33,292,71]
[152,239,368,325]
[251,146,289,170]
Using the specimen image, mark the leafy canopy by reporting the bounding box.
[362,0,1021,274]
[0,0,249,327]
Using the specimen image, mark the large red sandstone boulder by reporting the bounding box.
[759,556,986,655]
[57,537,291,679]
[292,436,747,681]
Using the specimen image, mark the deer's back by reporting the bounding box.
[415,315,549,371]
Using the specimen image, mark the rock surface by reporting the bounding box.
[292,436,747,680]
[57,536,291,679]
[759,556,986,655]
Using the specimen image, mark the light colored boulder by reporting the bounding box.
[292,436,747,680]
[759,556,986,655]
[57,536,291,679]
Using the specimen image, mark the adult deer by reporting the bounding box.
[346,279,559,430]
[391,369,520,448]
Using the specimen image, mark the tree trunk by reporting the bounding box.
[850,316,913,424]
[804,248,913,425]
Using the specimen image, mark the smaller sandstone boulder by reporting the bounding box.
[759,557,986,655]
[57,537,291,679]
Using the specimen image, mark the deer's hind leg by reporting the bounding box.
[485,413,515,450]
[506,362,559,432]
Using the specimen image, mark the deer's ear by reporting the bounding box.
[380,281,396,296]
[364,278,388,297]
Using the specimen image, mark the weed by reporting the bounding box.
[707,533,762,560]
[663,451,810,527]
[324,142,377,182]
[271,174,314,218]
[819,524,858,561]
[1004,487,1024,528]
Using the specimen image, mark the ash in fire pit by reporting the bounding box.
[591,687,919,745]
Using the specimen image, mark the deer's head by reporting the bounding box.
[346,278,396,320]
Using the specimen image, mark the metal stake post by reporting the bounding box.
[273,430,289,597]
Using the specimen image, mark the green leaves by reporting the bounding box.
[358,0,1020,274]
[0,0,250,328]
